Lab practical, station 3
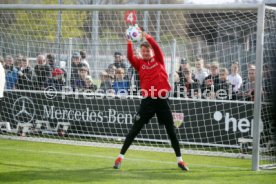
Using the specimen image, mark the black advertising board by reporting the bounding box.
[3,91,259,148]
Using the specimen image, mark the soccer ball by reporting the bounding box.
[126,24,142,42]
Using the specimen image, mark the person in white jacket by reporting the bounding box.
[0,57,5,98]
[228,62,242,92]
[194,57,208,85]
[0,56,6,121]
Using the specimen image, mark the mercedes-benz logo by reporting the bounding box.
[12,96,35,124]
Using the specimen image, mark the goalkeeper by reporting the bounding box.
[113,30,189,171]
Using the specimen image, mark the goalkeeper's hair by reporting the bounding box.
[140,42,151,49]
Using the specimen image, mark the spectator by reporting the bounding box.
[217,68,232,100]
[15,54,23,69]
[83,75,97,92]
[80,50,91,72]
[33,54,51,90]
[172,71,180,96]
[228,62,242,93]
[4,55,18,90]
[16,57,33,90]
[0,56,5,122]
[49,68,65,91]
[113,68,129,95]
[248,63,255,70]
[238,65,256,101]
[108,52,127,70]
[75,66,97,92]
[71,52,87,89]
[46,53,56,71]
[194,57,208,85]
[46,53,67,81]
[75,66,89,90]
[202,62,220,98]
[106,65,116,82]
[121,54,130,68]
[242,63,255,85]
[177,58,189,83]
[203,62,220,88]
[263,64,272,101]
[127,66,140,95]
[205,63,211,74]
[99,71,113,93]
[174,71,180,83]
[175,67,199,98]
[177,58,195,85]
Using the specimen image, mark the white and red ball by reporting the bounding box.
[126,26,142,42]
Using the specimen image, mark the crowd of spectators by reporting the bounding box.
[99,52,130,95]
[0,50,270,101]
[0,50,97,93]
[0,51,131,96]
[173,57,263,101]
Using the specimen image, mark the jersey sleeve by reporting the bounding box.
[145,34,164,64]
[127,40,140,71]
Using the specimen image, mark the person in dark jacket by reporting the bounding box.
[75,66,96,92]
[33,55,51,90]
[216,68,232,100]
[175,67,199,98]
[4,55,18,90]
[76,75,97,92]
[202,62,220,99]
[46,53,56,71]
[48,68,65,91]
[177,58,195,85]
[108,52,127,70]
[16,57,33,90]
[99,71,113,93]
[71,52,87,90]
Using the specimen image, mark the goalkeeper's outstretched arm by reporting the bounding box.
[143,32,165,64]
[127,39,140,71]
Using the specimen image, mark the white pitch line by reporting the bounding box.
[0,147,247,170]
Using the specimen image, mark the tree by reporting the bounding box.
[5,0,87,42]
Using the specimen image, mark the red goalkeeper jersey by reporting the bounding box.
[127,34,171,97]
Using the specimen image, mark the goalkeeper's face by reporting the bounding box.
[140,46,153,61]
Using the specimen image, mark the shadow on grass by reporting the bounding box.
[0,165,275,183]
[0,162,51,170]
[0,166,198,183]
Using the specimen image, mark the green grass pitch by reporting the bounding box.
[0,138,275,184]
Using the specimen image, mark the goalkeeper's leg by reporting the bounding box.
[157,99,189,171]
[113,119,145,169]
[114,98,155,169]
[164,120,189,171]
